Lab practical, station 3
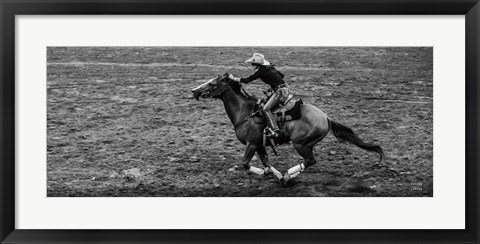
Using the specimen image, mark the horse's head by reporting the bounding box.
[191,73,232,100]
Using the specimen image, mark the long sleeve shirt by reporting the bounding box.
[240,65,286,89]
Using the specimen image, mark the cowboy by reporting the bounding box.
[229,53,290,137]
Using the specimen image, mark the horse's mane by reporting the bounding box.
[226,78,258,101]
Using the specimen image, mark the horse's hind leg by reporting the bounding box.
[283,143,316,183]
[257,147,283,180]
[242,142,265,175]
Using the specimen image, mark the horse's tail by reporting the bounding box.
[328,119,384,162]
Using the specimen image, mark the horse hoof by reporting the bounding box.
[268,167,283,180]
[263,167,272,176]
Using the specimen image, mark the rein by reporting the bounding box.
[241,87,253,99]
[229,80,261,130]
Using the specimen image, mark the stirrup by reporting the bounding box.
[265,128,280,138]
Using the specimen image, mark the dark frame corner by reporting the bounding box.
[1,0,479,243]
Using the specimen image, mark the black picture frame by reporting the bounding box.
[1,0,478,243]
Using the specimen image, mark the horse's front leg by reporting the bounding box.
[242,142,265,175]
[256,147,283,180]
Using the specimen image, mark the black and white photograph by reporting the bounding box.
[3,0,479,242]
[47,47,433,197]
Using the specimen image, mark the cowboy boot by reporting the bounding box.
[263,110,280,137]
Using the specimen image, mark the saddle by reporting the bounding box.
[253,96,303,124]
[252,95,303,150]
[250,94,303,153]
[272,95,303,122]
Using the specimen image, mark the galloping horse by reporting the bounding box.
[191,73,384,185]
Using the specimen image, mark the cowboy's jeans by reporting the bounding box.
[262,87,290,132]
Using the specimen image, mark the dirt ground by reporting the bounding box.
[47,47,433,197]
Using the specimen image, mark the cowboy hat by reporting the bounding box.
[244,53,270,66]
